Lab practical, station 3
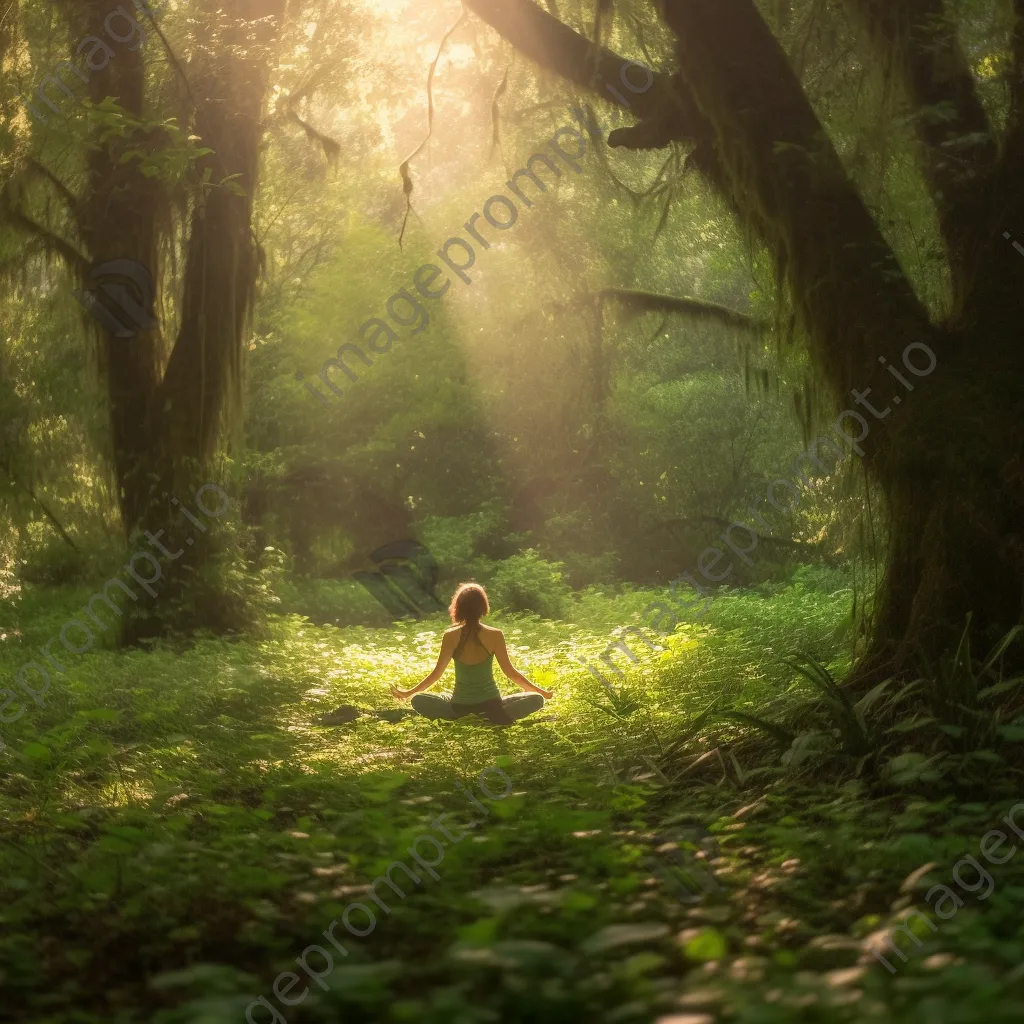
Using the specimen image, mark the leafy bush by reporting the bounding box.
[788,562,855,595]
[420,503,508,583]
[481,549,573,620]
[556,549,619,589]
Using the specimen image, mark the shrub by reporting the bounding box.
[484,549,573,620]
[558,549,619,589]
[419,504,507,580]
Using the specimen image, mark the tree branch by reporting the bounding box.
[597,288,764,332]
[0,196,90,275]
[655,514,825,553]
[462,0,720,176]
[288,109,341,162]
[842,0,997,301]
[27,158,79,213]
[463,0,669,119]
[0,463,80,554]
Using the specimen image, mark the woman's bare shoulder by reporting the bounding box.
[443,625,462,637]
[479,623,503,638]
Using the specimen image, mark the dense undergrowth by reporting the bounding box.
[2,568,1024,1023]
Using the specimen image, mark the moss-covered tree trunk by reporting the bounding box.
[20,0,285,638]
[470,0,1024,673]
[658,0,1024,672]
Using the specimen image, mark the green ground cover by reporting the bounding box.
[2,570,1024,1024]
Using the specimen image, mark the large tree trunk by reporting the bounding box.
[468,0,1024,672]
[875,356,1024,665]
[78,0,165,535]
[661,0,1024,672]
[9,0,285,639]
[117,0,282,640]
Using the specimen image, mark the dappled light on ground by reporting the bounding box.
[4,574,1024,1021]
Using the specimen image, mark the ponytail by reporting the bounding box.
[449,582,490,654]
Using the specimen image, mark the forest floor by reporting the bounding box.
[3,569,1024,1023]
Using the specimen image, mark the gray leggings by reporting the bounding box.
[410,692,545,726]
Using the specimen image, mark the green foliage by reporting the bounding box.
[272,575,395,628]
[3,581,1024,1023]
[420,504,508,584]
[784,651,879,759]
[481,549,574,620]
[18,537,87,585]
[899,618,1024,751]
[578,681,641,722]
[715,709,795,747]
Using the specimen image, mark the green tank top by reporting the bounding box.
[451,652,501,704]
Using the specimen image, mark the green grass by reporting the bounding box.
[2,570,1024,1023]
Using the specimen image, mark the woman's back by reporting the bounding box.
[390,582,551,724]
[450,623,501,703]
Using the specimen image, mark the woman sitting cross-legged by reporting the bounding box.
[390,582,553,726]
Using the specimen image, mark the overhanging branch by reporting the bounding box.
[654,515,828,555]
[1,198,90,275]
[463,0,670,120]
[597,288,764,333]
[503,289,762,335]
[27,159,79,213]
[462,0,717,165]
[0,462,80,554]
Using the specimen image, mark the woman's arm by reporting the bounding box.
[493,631,553,699]
[391,631,457,700]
